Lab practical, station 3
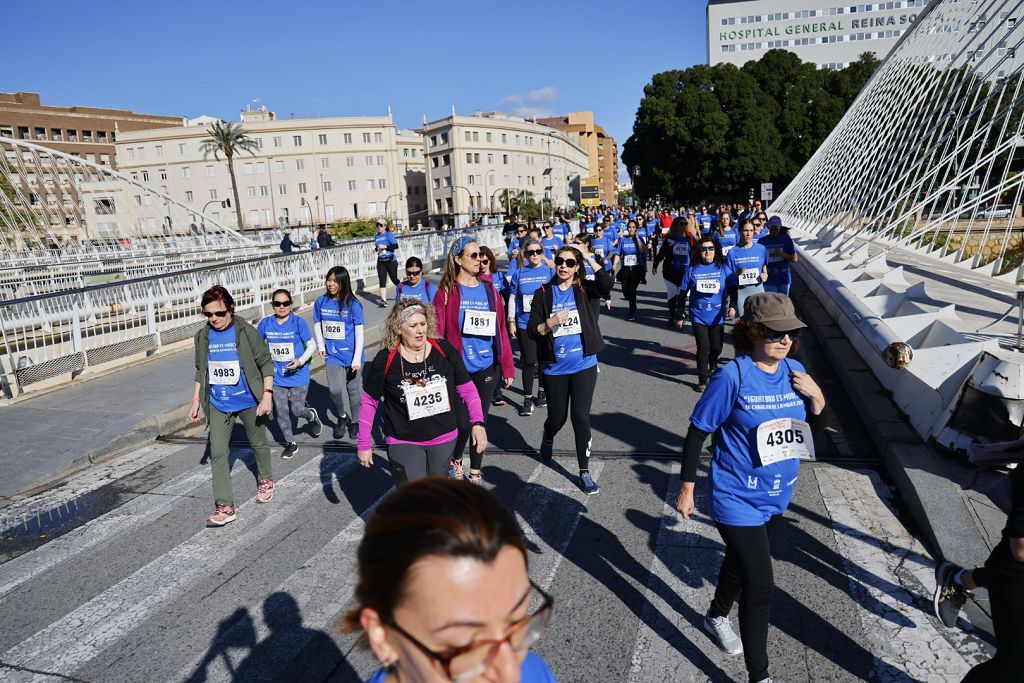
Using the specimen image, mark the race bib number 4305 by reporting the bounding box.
[756,418,815,466]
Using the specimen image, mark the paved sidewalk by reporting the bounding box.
[0,290,396,503]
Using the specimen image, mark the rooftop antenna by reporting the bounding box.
[387,105,393,118]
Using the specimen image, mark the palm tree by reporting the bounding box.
[199,121,258,230]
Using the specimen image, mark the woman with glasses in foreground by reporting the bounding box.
[344,478,557,682]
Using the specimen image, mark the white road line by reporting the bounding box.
[0,454,359,679]
[813,466,988,682]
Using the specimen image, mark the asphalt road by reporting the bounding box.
[0,272,993,682]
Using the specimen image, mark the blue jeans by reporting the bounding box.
[762,282,790,296]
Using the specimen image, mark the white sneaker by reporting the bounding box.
[703,615,742,655]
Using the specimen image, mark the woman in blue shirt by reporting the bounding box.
[508,238,556,416]
[394,257,437,304]
[373,220,400,307]
[714,210,739,258]
[615,220,648,322]
[726,218,769,318]
[676,293,825,683]
[314,266,365,440]
[685,236,734,391]
[653,217,694,329]
[757,216,798,296]
[257,289,323,458]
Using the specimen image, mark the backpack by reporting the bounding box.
[383,338,447,376]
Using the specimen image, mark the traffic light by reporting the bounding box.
[221,199,232,209]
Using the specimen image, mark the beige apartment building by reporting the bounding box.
[114,108,410,231]
[537,112,618,206]
[421,111,589,227]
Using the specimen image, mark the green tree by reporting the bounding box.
[199,121,258,230]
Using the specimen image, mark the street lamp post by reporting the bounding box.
[384,192,405,222]
[451,185,473,226]
[266,156,278,233]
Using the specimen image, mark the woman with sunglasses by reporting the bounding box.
[395,257,437,305]
[529,245,612,495]
[757,216,798,296]
[189,285,276,527]
[653,217,695,329]
[480,245,510,408]
[714,210,739,258]
[752,212,769,240]
[314,266,365,441]
[615,219,648,322]
[676,293,824,683]
[726,218,769,318]
[374,219,401,308]
[344,478,556,682]
[257,288,323,459]
[508,238,556,417]
[507,225,528,274]
[686,236,734,392]
[433,236,514,484]
[357,299,486,483]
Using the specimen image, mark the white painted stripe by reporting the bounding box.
[0,454,359,677]
[813,466,987,681]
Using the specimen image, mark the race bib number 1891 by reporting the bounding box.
[462,310,496,336]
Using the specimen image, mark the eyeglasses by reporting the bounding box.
[480,259,490,265]
[272,300,292,307]
[525,249,543,256]
[203,310,229,318]
[766,328,801,342]
[407,270,423,276]
[388,580,553,683]
[461,252,481,260]
[554,256,577,268]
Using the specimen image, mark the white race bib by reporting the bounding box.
[623,254,638,267]
[722,245,734,256]
[594,247,605,257]
[208,360,241,385]
[672,243,689,257]
[696,278,720,294]
[521,294,534,313]
[768,248,785,263]
[463,309,496,336]
[322,320,346,340]
[552,309,582,337]
[268,341,295,362]
[738,269,760,286]
[756,418,815,466]
[403,379,452,420]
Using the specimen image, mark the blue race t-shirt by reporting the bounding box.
[726,244,768,288]
[510,264,555,329]
[395,279,436,304]
[591,235,616,270]
[758,232,796,285]
[207,326,257,413]
[686,263,731,326]
[544,285,597,376]
[364,652,556,683]
[618,236,645,267]
[257,313,313,388]
[697,214,714,235]
[541,236,563,259]
[458,282,495,373]
[690,356,810,526]
[664,236,692,273]
[714,228,739,257]
[584,221,597,234]
[553,222,571,241]
[645,219,660,238]
[313,295,364,367]
[507,237,521,259]
[374,231,398,261]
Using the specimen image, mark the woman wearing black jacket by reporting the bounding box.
[527,245,613,494]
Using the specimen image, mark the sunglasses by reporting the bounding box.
[203,310,229,318]
[272,300,292,307]
[480,259,490,265]
[700,246,716,252]
[461,251,481,260]
[554,256,577,268]
[406,270,422,276]
[766,328,801,342]
[525,249,543,256]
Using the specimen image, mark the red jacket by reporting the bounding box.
[433,273,515,380]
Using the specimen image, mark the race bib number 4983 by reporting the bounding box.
[208,360,241,385]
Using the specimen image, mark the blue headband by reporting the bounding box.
[450,235,476,257]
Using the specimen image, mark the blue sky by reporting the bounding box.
[6,1,707,180]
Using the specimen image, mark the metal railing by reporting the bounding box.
[0,225,504,396]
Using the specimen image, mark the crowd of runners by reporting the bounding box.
[188,202,1019,682]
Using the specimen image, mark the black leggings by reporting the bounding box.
[708,516,782,683]
[454,364,499,470]
[516,329,542,398]
[387,441,456,484]
[541,365,598,471]
[621,269,643,314]
[692,322,724,384]
[376,259,399,289]
[963,540,1024,681]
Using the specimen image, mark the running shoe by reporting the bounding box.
[377,299,387,308]
[696,382,707,393]
[627,313,636,321]
[255,479,275,503]
[466,471,483,486]
[703,615,743,655]
[306,408,323,438]
[535,390,548,408]
[539,440,553,464]
[605,299,612,311]
[282,442,298,459]
[491,393,507,407]
[933,561,970,628]
[332,422,346,440]
[580,471,600,495]
[449,459,465,480]
[347,421,358,440]
[206,504,236,527]
[518,397,534,417]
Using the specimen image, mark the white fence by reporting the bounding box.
[0,225,504,397]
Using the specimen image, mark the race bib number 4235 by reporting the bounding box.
[403,381,451,420]
[756,418,815,466]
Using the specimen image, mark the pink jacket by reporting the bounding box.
[433,273,515,380]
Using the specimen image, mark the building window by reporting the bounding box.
[374,132,383,143]
[318,134,328,145]
[278,184,287,195]
[182,166,191,178]
[441,133,448,144]
[379,178,386,189]
[275,160,285,172]
[376,155,384,165]
[503,154,509,164]
[367,179,376,190]
[247,186,257,198]
[260,185,269,196]
[142,171,150,182]
[346,156,355,167]
[185,190,193,202]
[486,132,492,142]
[273,136,282,147]
[363,132,371,143]
[293,135,303,146]
[244,162,253,174]
[467,152,473,163]
[433,177,441,189]
[298,182,307,193]
[323,180,332,192]
[501,133,507,143]
[296,158,305,170]
[209,189,218,199]
[178,142,186,155]
[49,128,62,141]
[430,135,438,147]
[159,169,167,180]
[321,157,329,169]
[155,145,164,157]
[465,131,472,142]
[344,133,352,143]
[127,148,135,160]
[474,153,480,163]
[468,175,476,185]
[365,155,374,166]
[206,165,214,176]
[348,180,357,191]
[66,128,77,141]
[256,161,266,173]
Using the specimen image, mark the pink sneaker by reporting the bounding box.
[207,504,236,527]
[255,479,275,503]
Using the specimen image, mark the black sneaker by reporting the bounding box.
[580,471,600,495]
[347,421,358,440]
[518,398,534,417]
[491,393,506,407]
[535,390,547,408]
[627,313,636,321]
[332,423,346,440]
[376,299,387,308]
[933,561,970,628]
[281,442,299,459]
[539,440,553,464]
[306,408,323,438]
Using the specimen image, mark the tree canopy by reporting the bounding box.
[622,50,881,203]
